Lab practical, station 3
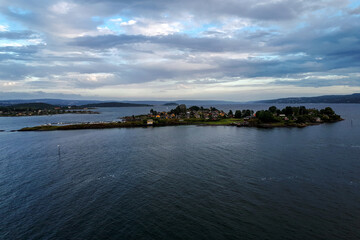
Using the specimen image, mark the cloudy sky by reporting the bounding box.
[0,0,360,101]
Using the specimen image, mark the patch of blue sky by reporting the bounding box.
[95,15,133,34]
[0,14,27,31]
[348,0,360,9]
[0,39,30,47]
[182,23,222,36]
[8,6,31,15]
[255,54,280,61]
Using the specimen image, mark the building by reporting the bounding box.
[147,119,154,125]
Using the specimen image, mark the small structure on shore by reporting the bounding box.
[147,119,154,125]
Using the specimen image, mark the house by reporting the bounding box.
[147,119,154,125]
[279,114,286,117]
[315,117,322,122]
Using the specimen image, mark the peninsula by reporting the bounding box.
[0,103,98,117]
[19,105,342,131]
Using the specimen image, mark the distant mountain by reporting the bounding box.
[81,102,152,108]
[257,93,360,104]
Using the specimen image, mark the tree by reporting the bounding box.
[299,106,307,115]
[189,106,200,111]
[284,106,293,116]
[242,109,253,117]
[320,107,335,115]
[268,106,277,113]
[228,110,233,116]
[256,110,278,123]
[235,110,242,118]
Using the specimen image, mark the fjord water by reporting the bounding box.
[1,104,360,239]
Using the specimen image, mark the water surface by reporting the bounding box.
[0,104,359,239]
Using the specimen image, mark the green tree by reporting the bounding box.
[256,110,278,123]
[268,106,277,113]
[189,106,200,111]
[242,109,253,117]
[299,106,308,115]
[235,110,242,118]
[320,107,335,115]
[228,110,233,116]
[283,106,293,116]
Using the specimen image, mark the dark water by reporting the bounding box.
[1,104,360,239]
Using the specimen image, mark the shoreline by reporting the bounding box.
[18,119,343,131]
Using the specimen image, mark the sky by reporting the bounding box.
[0,0,360,101]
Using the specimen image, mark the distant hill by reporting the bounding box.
[0,99,241,106]
[163,102,179,106]
[257,93,360,104]
[0,99,102,106]
[8,103,57,109]
[81,102,152,108]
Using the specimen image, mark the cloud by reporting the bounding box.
[0,91,87,100]
[0,0,359,100]
[0,30,38,39]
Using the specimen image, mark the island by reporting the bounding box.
[18,105,342,131]
[0,103,99,117]
[163,102,179,106]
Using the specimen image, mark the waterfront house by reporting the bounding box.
[147,119,154,125]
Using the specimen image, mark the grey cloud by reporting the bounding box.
[70,34,261,53]
[0,30,38,39]
[0,91,87,100]
[273,78,360,87]
[0,0,359,97]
